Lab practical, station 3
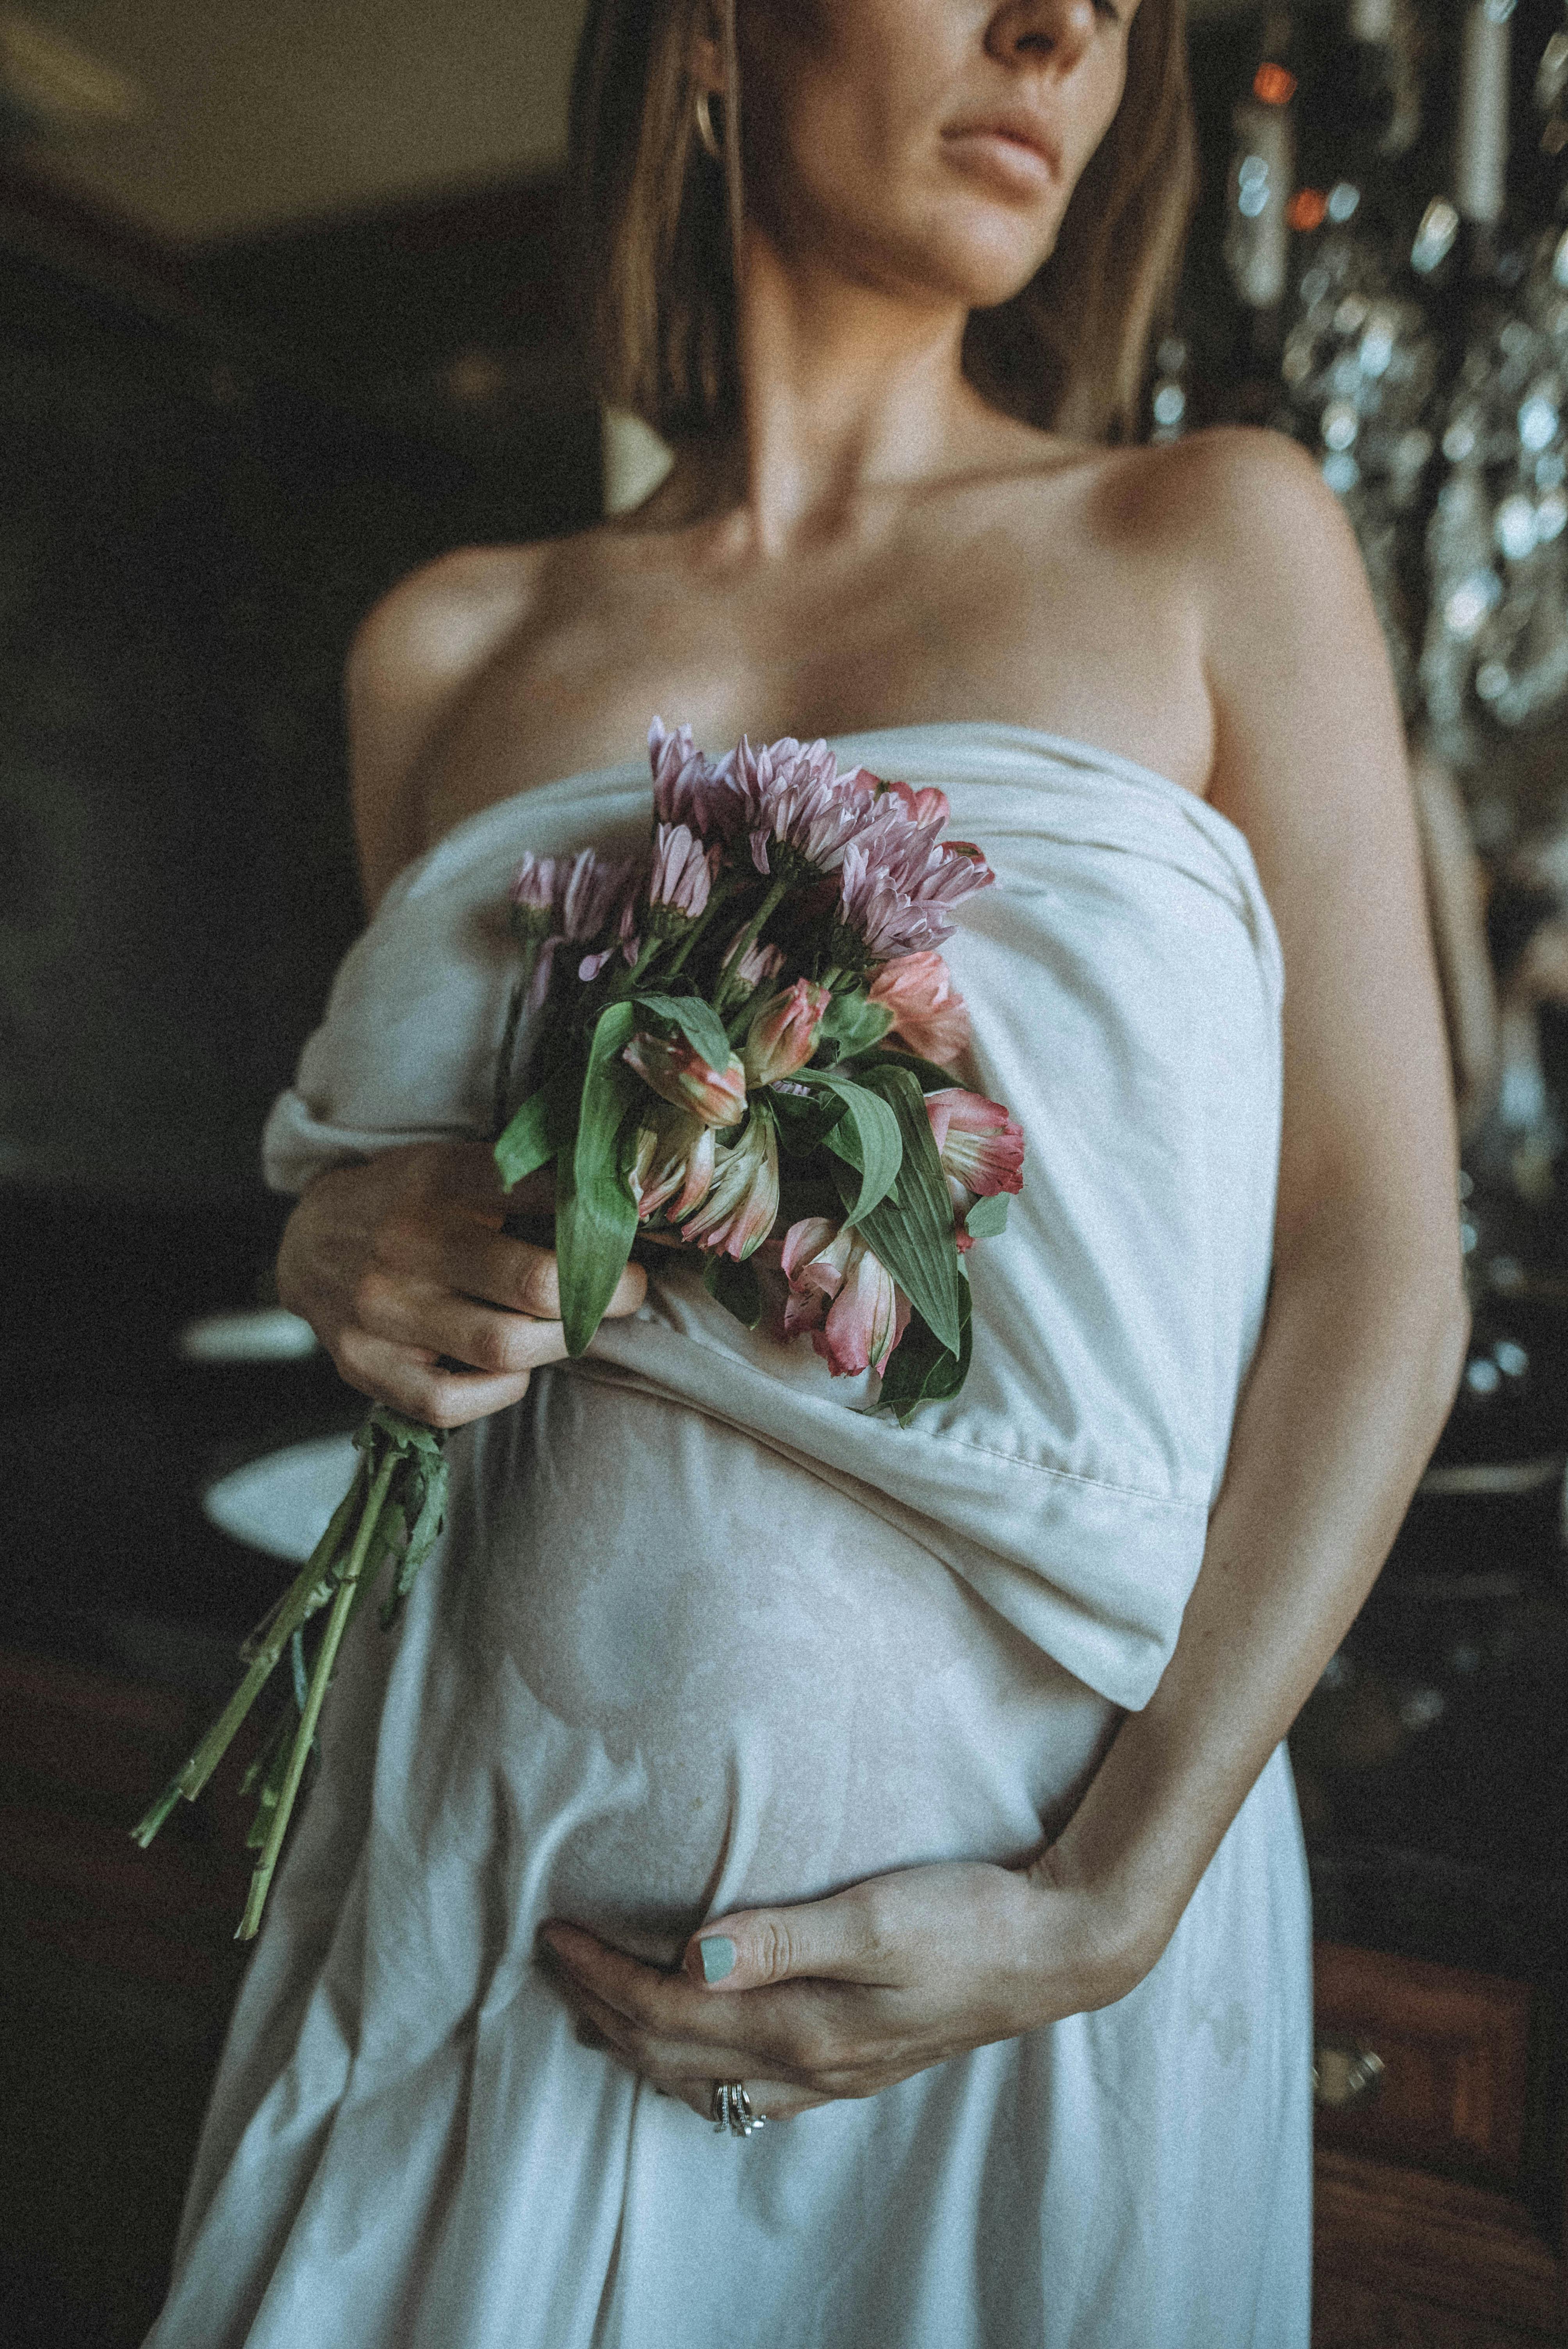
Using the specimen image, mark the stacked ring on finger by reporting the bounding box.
[709,2080,767,2139]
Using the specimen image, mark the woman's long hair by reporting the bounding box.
[568,0,1195,449]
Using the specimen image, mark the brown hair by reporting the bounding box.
[568,0,1196,449]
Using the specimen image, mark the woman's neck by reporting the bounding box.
[684,226,1001,560]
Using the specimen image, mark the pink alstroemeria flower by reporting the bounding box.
[623,1032,747,1127]
[627,1102,717,1223]
[649,718,739,836]
[866,951,971,1066]
[925,1088,1026,1207]
[742,977,831,1087]
[681,1110,779,1260]
[646,821,720,934]
[779,1216,910,1378]
[881,778,951,835]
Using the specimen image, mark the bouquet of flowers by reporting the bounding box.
[134,724,1024,1937]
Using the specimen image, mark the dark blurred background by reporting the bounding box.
[2,3,1568,2343]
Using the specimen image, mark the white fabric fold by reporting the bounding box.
[263,724,1282,1711]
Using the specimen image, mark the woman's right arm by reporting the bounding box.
[274,554,647,1428]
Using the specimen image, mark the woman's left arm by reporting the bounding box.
[540,431,1471,2119]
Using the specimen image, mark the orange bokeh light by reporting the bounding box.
[1286,188,1328,232]
[1253,63,1297,105]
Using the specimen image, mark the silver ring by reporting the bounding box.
[709,2080,767,2138]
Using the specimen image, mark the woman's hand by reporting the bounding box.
[538,1852,1144,2123]
[276,1141,647,1429]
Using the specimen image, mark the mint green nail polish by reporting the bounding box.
[698,1936,736,1984]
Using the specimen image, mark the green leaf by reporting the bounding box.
[634,991,732,1075]
[841,1044,961,1092]
[380,1451,449,1631]
[703,1251,764,1329]
[769,1084,847,1156]
[845,1062,962,1356]
[362,1406,448,1461]
[817,993,893,1059]
[494,1062,577,1191]
[877,1282,974,1425]
[556,1000,640,1357]
[796,1071,903,1224]
[963,1192,1010,1240]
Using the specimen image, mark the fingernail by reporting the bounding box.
[698,1935,736,1984]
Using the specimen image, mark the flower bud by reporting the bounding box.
[866,952,970,1066]
[623,1032,747,1127]
[720,930,785,1000]
[742,978,831,1087]
[647,823,720,936]
[507,852,558,942]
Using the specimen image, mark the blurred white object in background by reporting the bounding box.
[176,1307,317,1363]
[203,1433,360,1565]
[602,406,674,517]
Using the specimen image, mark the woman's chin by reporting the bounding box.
[899,197,1059,310]
[916,233,1058,316]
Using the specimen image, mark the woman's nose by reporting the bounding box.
[986,0,1099,77]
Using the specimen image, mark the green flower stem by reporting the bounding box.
[237,1449,399,1941]
[130,1460,370,1847]
[491,942,540,1139]
[605,934,663,1002]
[663,872,744,979]
[714,877,789,1013]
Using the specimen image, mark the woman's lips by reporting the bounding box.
[941,124,1059,194]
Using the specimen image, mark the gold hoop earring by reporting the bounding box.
[694,86,724,163]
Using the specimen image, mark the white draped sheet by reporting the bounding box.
[148,726,1311,2349]
[264,723,1286,1714]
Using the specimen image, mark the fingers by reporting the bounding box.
[541,1936,838,2113]
[279,1140,650,1429]
[427,1224,645,1322]
[663,2078,830,2125]
[347,1276,571,1377]
[540,1924,879,2086]
[330,1331,536,1430]
[547,1955,793,2087]
[681,1888,887,1994]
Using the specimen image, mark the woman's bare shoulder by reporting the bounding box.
[1108,424,1360,616]
[1077,422,1336,563]
[345,536,593,909]
[347,542,551,724]
[1142,424,1394,706]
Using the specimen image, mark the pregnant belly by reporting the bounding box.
[444,1367,1117,1962]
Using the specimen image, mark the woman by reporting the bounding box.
[147,1,1466,2343]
